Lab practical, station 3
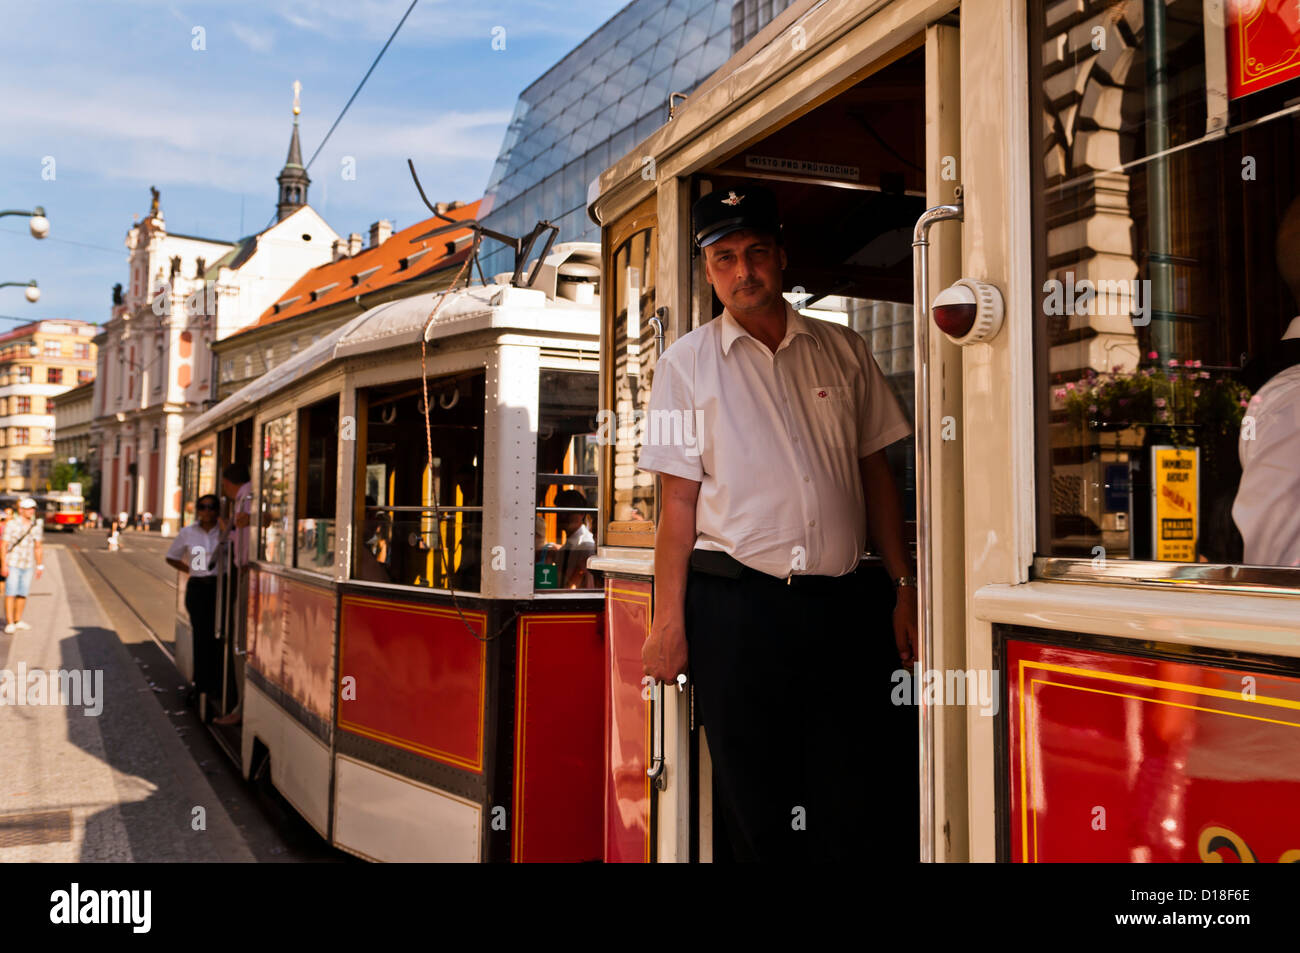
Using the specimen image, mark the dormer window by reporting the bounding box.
[351,266,380,286]
[310,282,338,301]
[274,295,300,313]
[399,249,429,271]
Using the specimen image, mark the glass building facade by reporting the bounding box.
[480,0,798,278]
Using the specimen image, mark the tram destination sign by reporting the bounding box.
[744,155,860,181]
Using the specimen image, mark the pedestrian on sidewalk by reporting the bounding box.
[1,498,44,634]
[142,510,153,532]
[165,493,222,710]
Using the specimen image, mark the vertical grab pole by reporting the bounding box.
[911,192,962,863]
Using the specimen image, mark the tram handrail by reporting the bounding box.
[912,191,963,864]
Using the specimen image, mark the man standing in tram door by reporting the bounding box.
[166,494,222,705]
[215,463,252,727]
[639,185,918,862]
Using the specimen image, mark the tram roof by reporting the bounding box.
[182,275,599,442]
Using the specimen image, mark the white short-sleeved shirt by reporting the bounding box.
[167,523,222,578]
[1233,362,1300,567]
[638,302,912,577]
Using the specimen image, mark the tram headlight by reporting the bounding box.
[931,278,1003,345]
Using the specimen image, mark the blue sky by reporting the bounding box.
[0,0,628,328]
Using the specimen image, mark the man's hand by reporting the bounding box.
[642,611,689,683]
[234,511,250,529]
[35,566,42,579]
[894,585,918,666]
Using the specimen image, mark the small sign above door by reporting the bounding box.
[744,155,860,181]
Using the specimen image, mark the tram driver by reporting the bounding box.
[639,185,918,862]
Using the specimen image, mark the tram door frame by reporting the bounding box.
[213,418,254,723]
[660,21,967,862]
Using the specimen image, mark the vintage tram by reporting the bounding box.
[175,241,606,862]
[39,490,85,531]
[587,0,1300,863]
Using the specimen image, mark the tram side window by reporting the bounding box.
[296,396,338,574]
[536,370,599,590]
[355,371,485,591]
[605,221,658,541]
[182,452,198,527]
[1031,1,1300,570]
[259,413,295,566]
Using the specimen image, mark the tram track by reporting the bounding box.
[61,534,177,667]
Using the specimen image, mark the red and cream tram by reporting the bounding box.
[176,241,606,862]
[39,490,85,531]
[588,0,1300,863]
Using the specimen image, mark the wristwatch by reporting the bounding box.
[894,576,917,588]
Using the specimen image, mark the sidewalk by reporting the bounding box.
[0,547,253,861]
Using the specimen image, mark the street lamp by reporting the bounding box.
[1,206,49,239]
[0,280,40,303]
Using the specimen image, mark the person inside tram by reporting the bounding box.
[1233,196,1300,567]
[554,488,595,589]
[166,493,222,706]
[357,499,394,583]
[638,185,917,862]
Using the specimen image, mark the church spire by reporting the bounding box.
[276,80,310,222]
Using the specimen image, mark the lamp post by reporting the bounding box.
[0,280,40,303]
[0,207,49,239]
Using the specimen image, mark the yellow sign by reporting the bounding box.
[1151,445,1198,562]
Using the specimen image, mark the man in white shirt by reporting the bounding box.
[166,493,222,707]
[1234,199,1300,565]
[638,186,917,861]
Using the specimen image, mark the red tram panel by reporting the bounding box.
[604,579,653,863]
[338,594,487,772]
[1007,639,1300,863]
[511,612,604,862]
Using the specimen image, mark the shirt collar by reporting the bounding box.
[719,301,822,356]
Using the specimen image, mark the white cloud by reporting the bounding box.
[231,22,274,54]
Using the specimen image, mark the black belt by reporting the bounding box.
[689,548,858,589]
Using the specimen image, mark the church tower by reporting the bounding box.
[276,80,310,222]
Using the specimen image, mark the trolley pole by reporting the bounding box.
[912,193,963,864]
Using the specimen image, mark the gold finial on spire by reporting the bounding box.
[292,79,301,117]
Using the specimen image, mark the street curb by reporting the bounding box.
[62,547,257,863]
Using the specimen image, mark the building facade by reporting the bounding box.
[91,108,339,534]
[479,0,796,277]
[0,321,98,494]
[50,380,95,473]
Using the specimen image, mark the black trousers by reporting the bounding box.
[685,563,918,862]
[185,576,220,700]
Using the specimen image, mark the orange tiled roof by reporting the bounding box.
[235,199,485,335]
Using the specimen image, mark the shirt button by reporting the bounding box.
[803,476,810,482]
[809,520,816,527]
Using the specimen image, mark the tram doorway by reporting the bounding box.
[210,418,254,745]
[688,40,934,862]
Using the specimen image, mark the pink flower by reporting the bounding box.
[1155,397,1167,408]
[1147,350,1158,359]
[1193,390,1200,397]
[1192,360,1202,368]
[1066,382,1075,391]
[1168,358,1179,367]
[1240,399,1249,407]
[1054,388,1066,400]
[1159,410,1170,421]
[1199,371,1210,379]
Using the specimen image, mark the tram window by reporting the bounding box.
[536,370,600,590]
[605,217,658,541]
[1031,0,1300,570]
[355,371,485,592]
[295,396,338,574]
[181,452,198,526]
[259,413,295,566]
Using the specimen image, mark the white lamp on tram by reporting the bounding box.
[931,278,1004,345]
